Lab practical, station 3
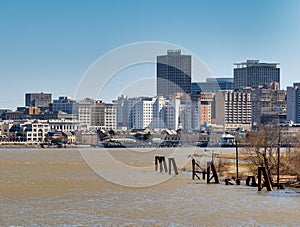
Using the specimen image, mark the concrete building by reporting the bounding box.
[114,95,129,130]
[77,98,93,130]
[48,119,81,132]
[191,92,214,128]
[91,100,105,128]
[251,84,286,125]
[25,92,52,109]
[133,97,166,129]
[3,111,25,120]
[104,103,117,130]
[163,98,180,130]
[157,50,191,97]
[213,90,252,130]
[127,97,146,129]
[200,92,214,125]
[234,60,280,90]
[0,120,14,137]
[179,101,192,130]
[287,83,300,123]
[25,107,41,115]
[23,121,50,142]
[52,96,78,115]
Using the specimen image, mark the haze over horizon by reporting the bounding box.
[1,0,300,109]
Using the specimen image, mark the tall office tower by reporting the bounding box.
[287,83,300,123]
[25,92,52,108]
[234,60,280,90]
[157,50,191,97]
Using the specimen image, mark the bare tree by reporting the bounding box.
[242,126,300,184]
[242,125,280,185]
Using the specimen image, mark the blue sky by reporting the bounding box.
[0,0,300,109]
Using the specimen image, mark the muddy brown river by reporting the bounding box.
[0,148,299,226]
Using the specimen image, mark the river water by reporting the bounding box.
[0,148,299,226]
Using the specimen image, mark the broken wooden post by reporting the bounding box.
[168,157,178,175]
[258,167,273,191]
[155,155,167,173]
[192,159,196,180]
[207,161,219,184]
[207,162,211,184]
[155,156,159,171]
[191,158,207,180]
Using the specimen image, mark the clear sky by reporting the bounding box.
[1,0,300,109]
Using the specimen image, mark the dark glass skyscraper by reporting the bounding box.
[234,60,280,90]
[157,50,191,97]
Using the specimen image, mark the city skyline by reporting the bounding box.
[1,0,300,109]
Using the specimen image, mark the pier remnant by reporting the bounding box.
[191,158,206,180]
[257,167,273,191]
[155,156,168,173]
[191,158,219,184]
[168,157,178,175]
[246,176,257,186]
[207,161,219,184]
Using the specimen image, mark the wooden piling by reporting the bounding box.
[207,162,219,184]
[258,167,273,191]
[155,156,167,173]
[192,159,196,180]
[168,158,178,175]
[191,158,208,180]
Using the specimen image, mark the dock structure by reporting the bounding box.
[206,161,219,184]
[155,156,178,175]
[192,158,206,180]
[191,158,219,184]
[155,156,168,173]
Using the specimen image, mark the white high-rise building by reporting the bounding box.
[104,103,117,130]
[164,98,180,130]
[133,97,166,129]
[77,98,93,131]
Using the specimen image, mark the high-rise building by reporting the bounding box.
[133,97,166,129]
[157,50,191,97]
[251,84,286,125]
[77,98,93,130]
[234,60,280,90]
[287,83,300,123]
[103,103,117,130]
[52,97,78,115]
[213,90,252,130]
[25,93,52,108]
